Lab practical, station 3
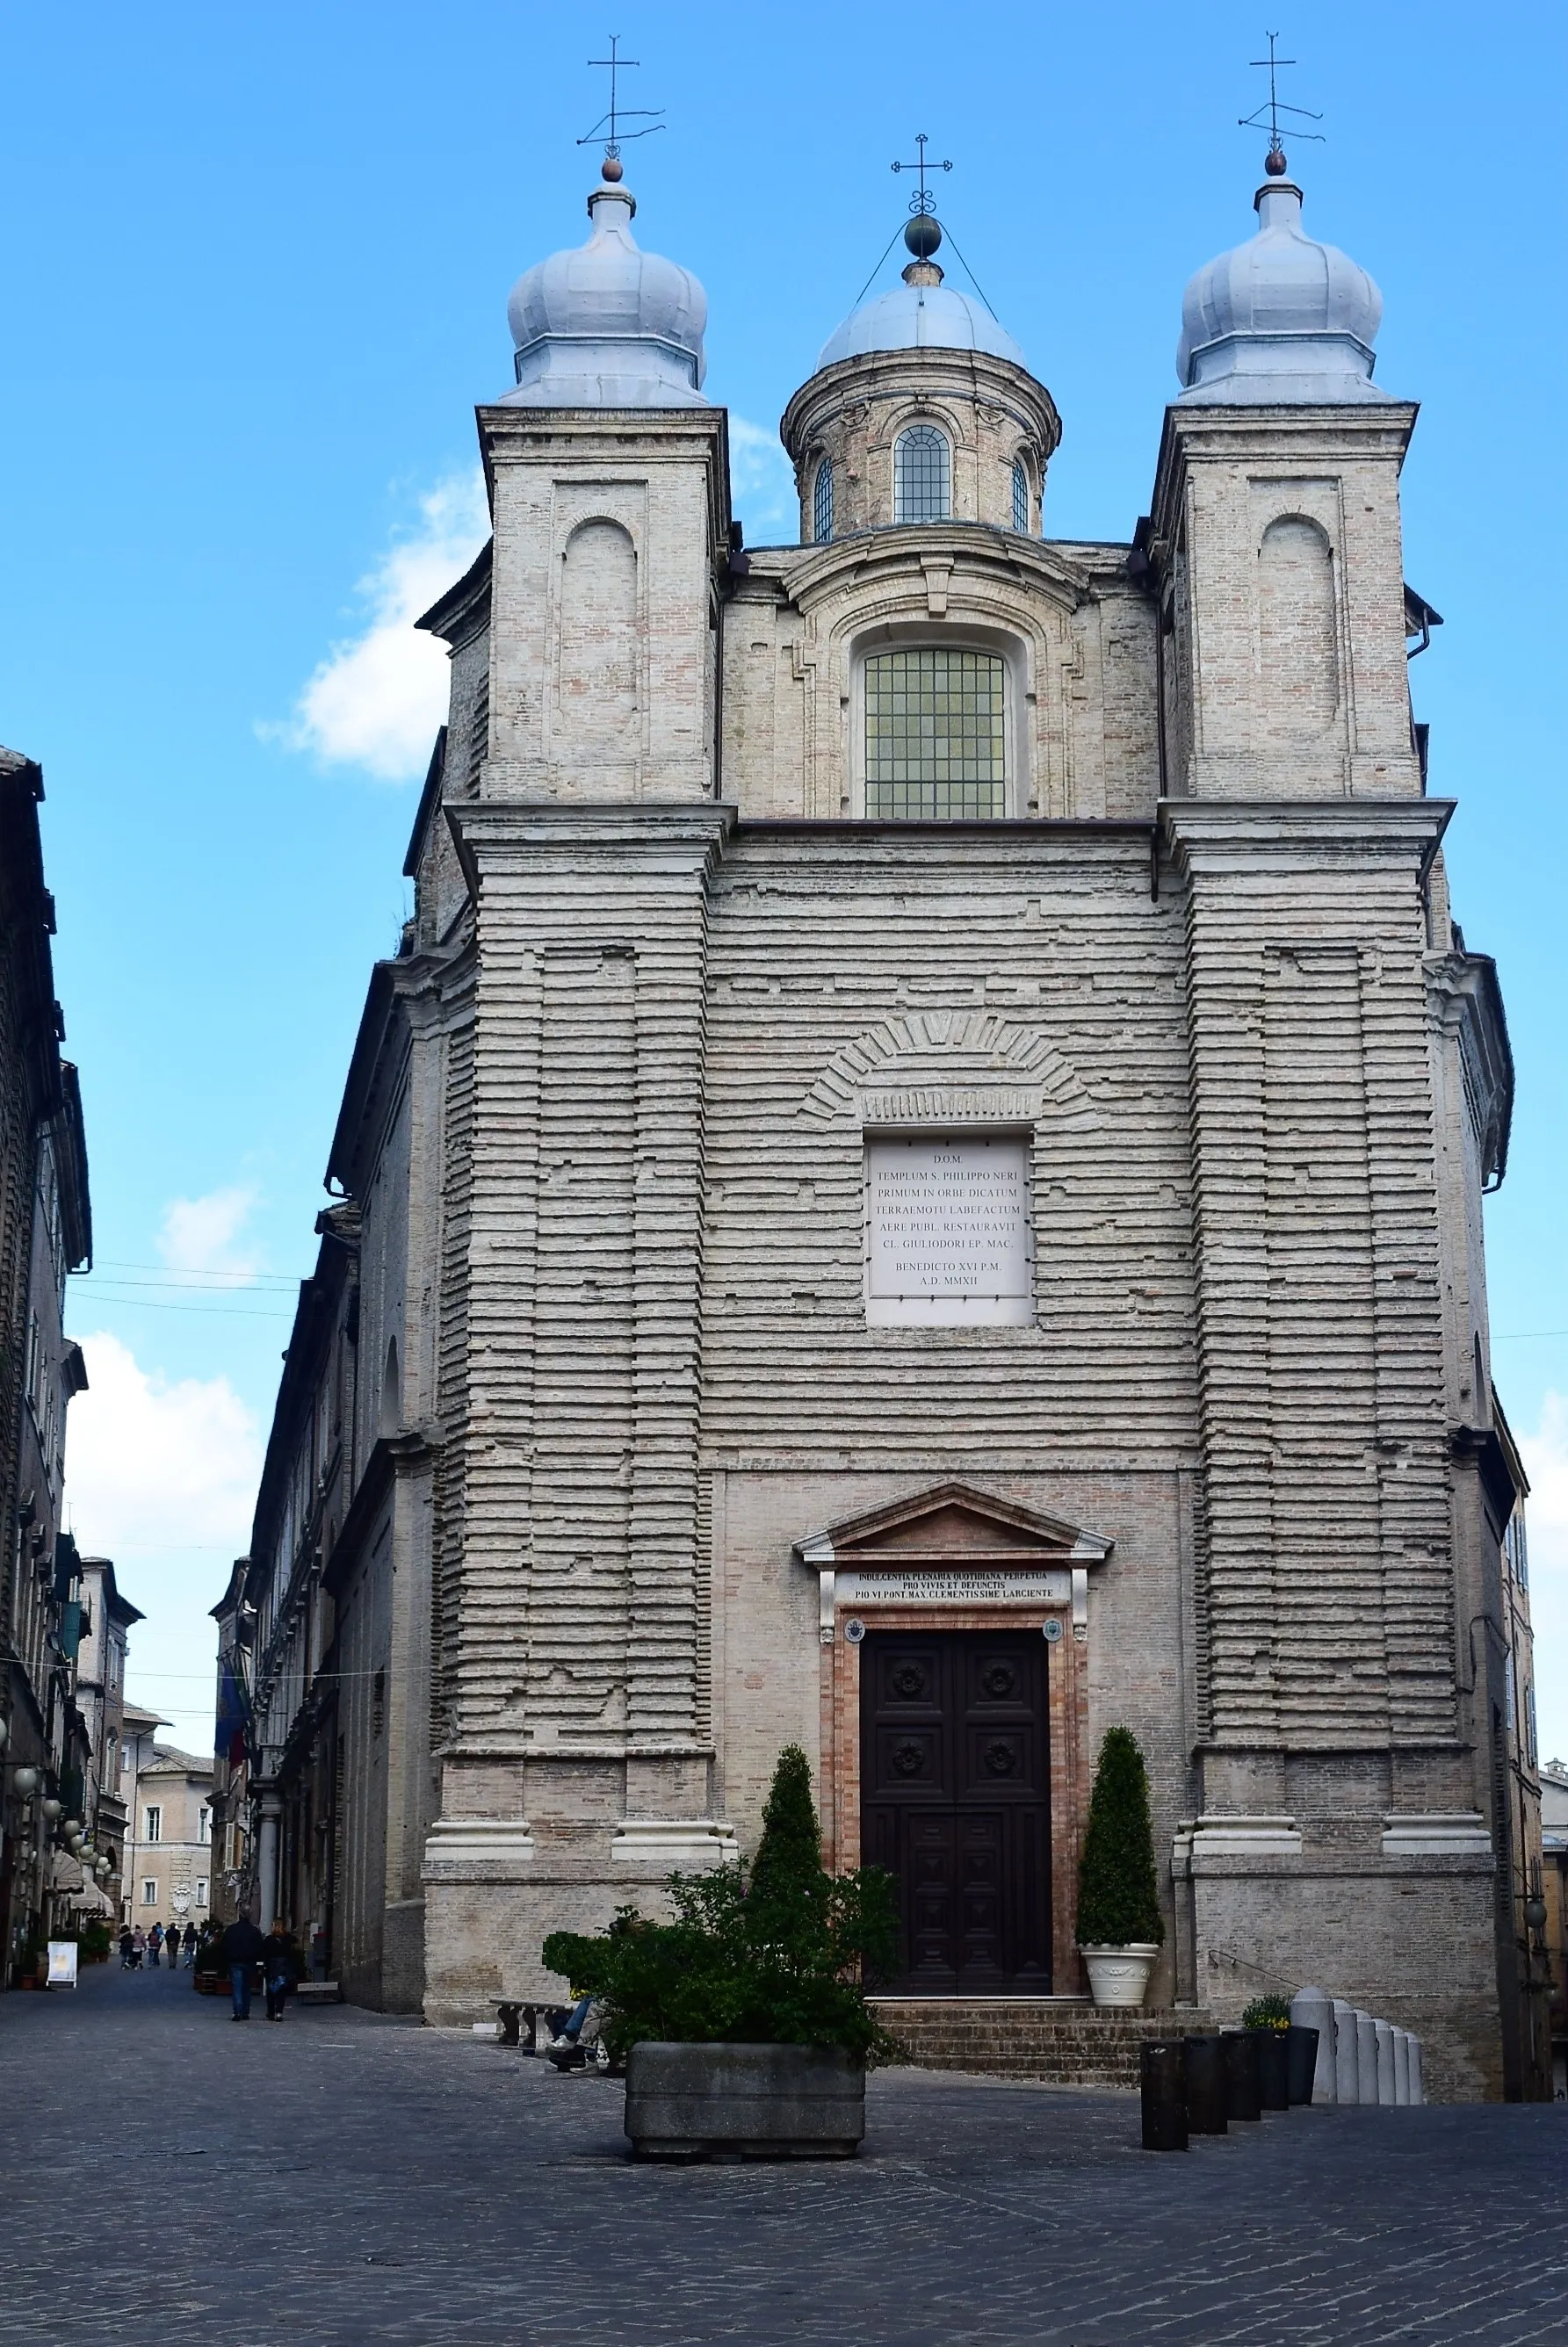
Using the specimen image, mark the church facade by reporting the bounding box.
[232,146,1543,2096]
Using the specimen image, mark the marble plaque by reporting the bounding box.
[835,1567,1070,1607]
[865,1134,1032,1325]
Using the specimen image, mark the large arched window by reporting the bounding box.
[864,646,1006,819]
[1011,457,1030,534]
[893,425,950,524]
[813,458,834,544]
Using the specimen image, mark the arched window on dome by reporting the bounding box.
[1011,457,1030,534]
[893,425,950,525]
[813,458,835,545]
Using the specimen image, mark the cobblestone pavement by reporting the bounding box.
[3,1961,1564,2346]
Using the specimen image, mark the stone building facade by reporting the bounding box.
[233,150,1536,2094]
[0,746,95,1983]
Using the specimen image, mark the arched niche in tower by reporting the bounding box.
[1257,513,1340,740]
[556,516,639,750]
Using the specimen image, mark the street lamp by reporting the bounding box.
[40,1798,60,1822]
[11,1766,39,1796]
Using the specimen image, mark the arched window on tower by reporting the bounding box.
[894,425,950,524]
[1011,457,1030,534]
[813,458,834,545]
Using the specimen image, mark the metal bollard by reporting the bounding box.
[1221,2029,1262,2121]
[1285,2023,1321,2105]
[1140,2040,1189,2151]
[1183,2033,1228,2134]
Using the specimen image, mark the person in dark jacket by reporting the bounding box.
[220,1915,267,2020]
[264,1921,301,2021]
[147,1922,163,1968]
[182,1922,198,1967]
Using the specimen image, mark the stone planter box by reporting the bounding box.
[624,2041,865,2162]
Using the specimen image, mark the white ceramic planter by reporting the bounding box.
[1080,1944,1160,2008]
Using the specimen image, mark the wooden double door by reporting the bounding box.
[861,1628,1051,1995]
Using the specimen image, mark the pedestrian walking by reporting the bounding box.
[119,1925,134,1968]
[182,1922,198,1967]
[264,1920,301,2021]
[147,1923,163,1968]
[220,1913,266,2021]
[131,1925,146,1967]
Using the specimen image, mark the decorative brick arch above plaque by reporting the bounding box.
[798,1008,1097,1130]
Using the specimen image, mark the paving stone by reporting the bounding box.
[2,1961,1563,2346]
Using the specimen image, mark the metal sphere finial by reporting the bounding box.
[1264,144,1289,177]
[904,213,943,262]
[601,153,625,183]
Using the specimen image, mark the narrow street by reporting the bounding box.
[3,1963,1564,2345]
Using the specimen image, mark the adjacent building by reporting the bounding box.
[0,745,96,1982]
[228,140,1540,2093]
[74,1554,141,1900]
[119,1704,213,1938]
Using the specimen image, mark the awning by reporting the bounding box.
[47,1851,84,1891]
[69,1881,114,1918]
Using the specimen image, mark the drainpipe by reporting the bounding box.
[257,1789,282,1932]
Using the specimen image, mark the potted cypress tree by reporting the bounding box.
[544,1745,897,2160]
[1076,1726,1165,2008]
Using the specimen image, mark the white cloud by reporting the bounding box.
[274,470,490,784]
[156,1184,264,1285]
[65,1334,265,1751]
[1521,1392,1568,1766]
[729,415,798,547]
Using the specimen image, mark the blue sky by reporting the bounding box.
[4,1,1563,1755]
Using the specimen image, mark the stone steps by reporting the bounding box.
[871,1998,1215,2089]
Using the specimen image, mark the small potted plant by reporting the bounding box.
[544,1745,898,2160]
[1076,1726,1164,2007]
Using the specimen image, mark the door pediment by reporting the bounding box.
[795,1480,1112,1570]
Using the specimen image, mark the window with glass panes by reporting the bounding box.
[864,647,1006,818]
[1011,457,1030,532]
[813,459,834,544]
[893,425,950,523]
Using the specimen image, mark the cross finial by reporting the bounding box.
[1238,31,1324,176]
[578,33,665,182]
[892,131,953,218]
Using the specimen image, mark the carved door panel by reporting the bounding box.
[861,1629,1051,1995]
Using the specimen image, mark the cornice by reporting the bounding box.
[1160,795,1452,879]
[757,523,1095,616]
[445,798,735,895]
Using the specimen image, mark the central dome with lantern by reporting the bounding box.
[780,189,1059,547]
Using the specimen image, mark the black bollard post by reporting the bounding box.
[1182,2033,1228,2134]
[1256,2028,1290,2111]
[1140,2040,1189,2150]
[1221,2029,1262,2121]
[1285,2024,1319,2105]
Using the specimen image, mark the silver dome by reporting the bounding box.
[816,275,1027,372]
[502,182,707,409]
[1176,177,1390,405]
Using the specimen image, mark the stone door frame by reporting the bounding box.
[795,1480,1109,1997]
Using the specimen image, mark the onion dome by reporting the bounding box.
[816,214,1027,372]
[1175,160,1389,404]
[502,166,707,408]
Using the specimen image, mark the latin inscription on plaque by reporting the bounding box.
[835,1568,1069,1607]
[865,1134,1032,1326]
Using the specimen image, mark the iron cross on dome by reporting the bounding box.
[891,132,952,218]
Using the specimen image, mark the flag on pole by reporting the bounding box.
[215,1658,249,1766]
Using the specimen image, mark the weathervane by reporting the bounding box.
[892,132,952,218]
[577,33,665,181]
[1239,31,1324,175]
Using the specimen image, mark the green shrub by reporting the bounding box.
[543,1744,899,2064]
[1075,1725,1164,1947]
[79,1923,114,1963]
[1242,1994,1292,2032]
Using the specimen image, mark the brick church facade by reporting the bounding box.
[228,144,1543,2097]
